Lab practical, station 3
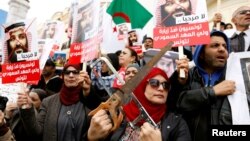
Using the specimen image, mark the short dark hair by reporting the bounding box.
[45,59,56,67]
[145,37,153,41]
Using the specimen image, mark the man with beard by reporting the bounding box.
[160,0,192,26]
[128,30,138,46]
[169,31,235,141]
[5,22,28,63]
[41,22,57,39]
[76,4,94,42]
[127,30,145,66]
[30,59,63,96]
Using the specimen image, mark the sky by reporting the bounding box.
[0,0,72,22]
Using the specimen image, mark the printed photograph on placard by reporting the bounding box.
[240,58,250,95]
[52,51,67,70]
[2,19,38,63]
[39,20,65,44]
[72,0,99,43]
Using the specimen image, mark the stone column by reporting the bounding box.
[6,0,30,23]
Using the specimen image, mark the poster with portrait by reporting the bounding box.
[1,19,38,63]
[241,58,250,95]
[37,39,54,70]
[144,49,179,77]
[226,52,250,124]
[117,23,131,41]
[69,0,100,64]
[154,0,210,48]
[1,19,40,84]
[72,0,99,43]
[39,21,65,44]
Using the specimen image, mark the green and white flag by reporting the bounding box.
[107,0,153,29]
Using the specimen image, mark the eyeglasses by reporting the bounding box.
[125,70,138,75]
[63,70,80,75]
[148,79,170,90]
[239,10,250,15]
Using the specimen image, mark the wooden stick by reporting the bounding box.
[178,46,185,78]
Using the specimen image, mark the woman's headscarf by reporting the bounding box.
[60,63,82,106]
[123,67,168,126]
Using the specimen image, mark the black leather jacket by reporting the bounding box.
[173,67,232,141]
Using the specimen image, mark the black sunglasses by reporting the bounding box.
[63,70,80,75]
[148,79,170,90]
[239,10,250,15]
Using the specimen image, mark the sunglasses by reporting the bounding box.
[63,70,80,75]
[239,10,250,15]
[148,79,170,90]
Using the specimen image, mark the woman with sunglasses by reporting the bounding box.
[16,63,101,141]
[87,67,191,141]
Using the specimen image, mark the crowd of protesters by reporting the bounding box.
[0,4,249,141]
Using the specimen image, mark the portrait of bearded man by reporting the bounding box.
[160,0,192,26]
[5,22,29,63]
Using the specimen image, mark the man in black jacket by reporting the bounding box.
[170,31,235,141]
[31,59,63,95]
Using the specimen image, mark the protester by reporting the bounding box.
[29,89,48,110]
[230,6,250,52]
[17,63,100,141]
[118,47,138,70]
[225,23,233,30]
[87,67,191,141]
[174,31,235,141]
[0,110,15,141]
[31,59,63,95]
[143,37,153,50]
[4,89,46,141]
[211,12,225,31]
[91,53,120,101]
[124,63,140,82]
[112,47,138,88]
